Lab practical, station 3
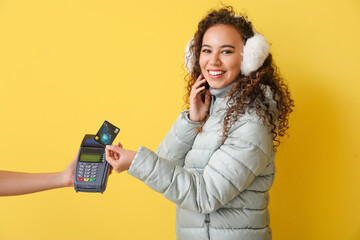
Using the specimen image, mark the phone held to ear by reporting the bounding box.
[201,80,210,102]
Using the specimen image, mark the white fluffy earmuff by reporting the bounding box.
[240,33,270,76]
[184,20,270,77]
[184,39,195,74]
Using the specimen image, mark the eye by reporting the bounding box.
[201,48,211,53]
[222,49,233,54]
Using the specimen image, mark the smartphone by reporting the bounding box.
[201,80,210,102]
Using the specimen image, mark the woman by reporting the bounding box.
[106,7,294,240]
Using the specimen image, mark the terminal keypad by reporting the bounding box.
[77,163,99,182]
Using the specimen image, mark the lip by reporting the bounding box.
[207,69,226,79]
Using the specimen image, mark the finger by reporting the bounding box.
[193,86,206,95]
[105,149,116,165]
[72,152,79,163]
[193,79,206,90]
[111,150,118,160]
[191,82,206,98]
[112,152,116,160]
[190,87,206,104]
[105,148,112,161]
[106,145,122,153]
[107,147,115,159]
[192,75,205,90]
[105,148,110,159]
[117,142,123,148]
[195,74,204,82]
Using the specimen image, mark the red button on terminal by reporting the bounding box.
[77,177,84,181]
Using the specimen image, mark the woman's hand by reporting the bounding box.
[189,74,211,122]
[105,143,137,173]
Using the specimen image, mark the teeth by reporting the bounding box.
[209,70,224,76]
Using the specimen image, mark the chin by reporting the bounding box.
[205,79,219,88]
[208,83,223,89]
[207,80,231,89]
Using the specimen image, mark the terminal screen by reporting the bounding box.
[79,153,102,163]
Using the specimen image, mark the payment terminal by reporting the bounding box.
[74,134,110,193]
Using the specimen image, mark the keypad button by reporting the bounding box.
[77,177,83,181]
[90,175,96,178]
[90,178,96,182]
[84,175,90,178]
[84,178,89,182]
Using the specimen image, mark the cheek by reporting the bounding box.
[199,55,207,75]
[228,55,242,73]
[199,55,206,69]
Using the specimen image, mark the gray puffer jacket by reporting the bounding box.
[128,84,277,240]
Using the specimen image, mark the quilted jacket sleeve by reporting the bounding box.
[127,120,272,214]
[155,110,201,167]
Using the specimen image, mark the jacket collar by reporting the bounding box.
[209,83,277,116]
[209,81,236,99]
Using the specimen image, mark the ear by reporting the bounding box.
[240,33,270,77]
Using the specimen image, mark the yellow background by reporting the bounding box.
[0,0,359,239]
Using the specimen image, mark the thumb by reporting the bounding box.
[105,149,117,166]
[106,145,122,153]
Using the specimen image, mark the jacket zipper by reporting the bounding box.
[210,96,215,115]
[205,213,210,240]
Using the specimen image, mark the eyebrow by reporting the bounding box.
[202,44,236,49]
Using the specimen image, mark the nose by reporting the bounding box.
[209,52,221,66]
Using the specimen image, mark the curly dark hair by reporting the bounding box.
[184,7,294,150]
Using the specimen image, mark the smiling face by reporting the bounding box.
[199,24,244,89]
